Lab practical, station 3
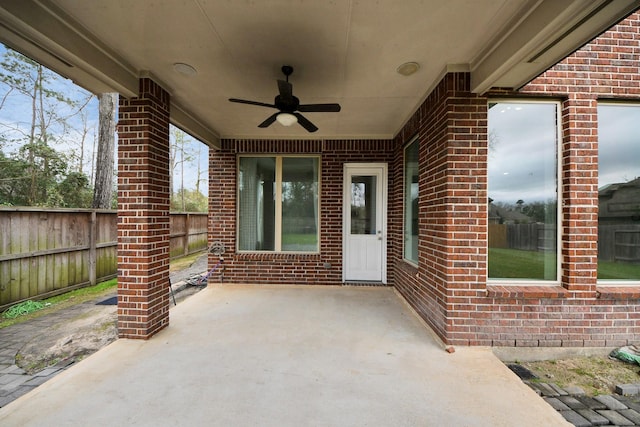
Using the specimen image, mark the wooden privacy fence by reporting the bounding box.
[488,223,557,252]
[598,224,640,262]
[0,208,208,310]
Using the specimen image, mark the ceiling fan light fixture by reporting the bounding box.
[396,61,420,76]
[276,112,297,127]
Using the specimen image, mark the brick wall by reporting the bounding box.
[208,139,395,285]
[117,78,171,339]
[393,73,487,343]
[390,13,640,347]
[462,12,640,347]
[206,13,640,348]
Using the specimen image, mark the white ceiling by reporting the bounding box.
[0,0,637,146]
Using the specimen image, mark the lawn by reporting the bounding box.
[489,248,557,280]
[490,247,640,280]
[597,259,640,279]
[282,233,318,251]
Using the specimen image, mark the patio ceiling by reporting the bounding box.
[0,0,637,147]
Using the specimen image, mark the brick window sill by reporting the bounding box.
[486,285,569,299]
[596,286,640,300]
[235,252,322,261]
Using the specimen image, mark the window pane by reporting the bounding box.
[404,139,419,264]
[488,102,558,280]
[598,104,640,280]
[282,157,319,251]
[351,176,376,235]
[238,157,275,251]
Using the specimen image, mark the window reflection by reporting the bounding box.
[598,104,640,280]
[238,156,319,252]
[487,102,558,280]
[351,176,376,235]
[404,138,419,264]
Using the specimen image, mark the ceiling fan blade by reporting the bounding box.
[293,113,318,133]
[229,98,276,109]
[258,113,279,128]
[277,79,293,101]
[298,103,341,113]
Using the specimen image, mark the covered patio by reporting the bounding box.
[0,285,569,426]
[2,1,640,424]
[1,0,636,342]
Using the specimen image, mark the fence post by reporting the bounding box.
[184,213,190,257]
[89,210,97,286]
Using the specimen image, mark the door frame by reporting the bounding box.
[342,162,388,284]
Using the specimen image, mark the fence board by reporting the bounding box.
[0,208,207,310]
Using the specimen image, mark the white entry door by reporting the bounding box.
[343,163,387,283]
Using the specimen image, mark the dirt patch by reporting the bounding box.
[521,355,640,396]
[16,306,117,374]
[13,284,204,375]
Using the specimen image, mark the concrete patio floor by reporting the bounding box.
[0,285,569,426]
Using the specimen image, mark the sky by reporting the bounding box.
[488,101,640,206]
[598,103,640,188]
[488,102,558,205]
[0,43,208,196]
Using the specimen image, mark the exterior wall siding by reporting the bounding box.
[208,139,395,285]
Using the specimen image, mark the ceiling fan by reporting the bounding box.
[229,65,341,133]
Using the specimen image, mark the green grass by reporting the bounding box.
[0,278,117,329]
[489,248,557,280]
[44,278,117,305]
[597,259,640,279]
[490,247,640,280]
[282,233,318,251]
[282,233,317,245]
[0,252,206,329]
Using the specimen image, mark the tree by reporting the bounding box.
[18,139,68,206]
[0,150,29,205]
[170,187,207,212]
[92,93,117,208]
[58,172,93,207]
[0,46,95,207]
[169,126,195,211]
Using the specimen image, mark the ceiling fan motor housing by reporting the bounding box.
[275,94,299,112]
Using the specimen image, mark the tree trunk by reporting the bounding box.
[180,145,185,211]
[92,93,117,208]
[27,67,38,204]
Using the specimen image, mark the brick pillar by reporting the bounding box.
[441,73,489,345]
[117,78,171,339]
[560,94,598,297]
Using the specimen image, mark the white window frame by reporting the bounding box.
[487,99,562,285]
[596,101,640,286]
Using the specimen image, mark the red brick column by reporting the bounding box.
[560,94,599,297]
[117,78,171,339]
[441,74,489,344]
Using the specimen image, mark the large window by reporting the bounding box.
[487,101,559,281]
[598,104,640,281]
[404,137,419,264]
[238,156,319,252]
